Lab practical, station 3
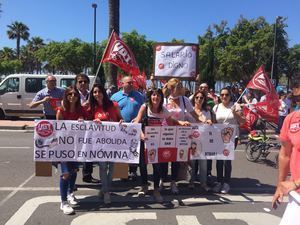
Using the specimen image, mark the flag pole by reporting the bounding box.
[223,88,247,123]
[91,30,115,88]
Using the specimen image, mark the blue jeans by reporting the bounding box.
[99,162,114,193]
[190,160,207,184]
[60,162,78,202]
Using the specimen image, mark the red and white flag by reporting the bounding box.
[240,106,259,131]
[102,31,140,76]
[246,65,280,123]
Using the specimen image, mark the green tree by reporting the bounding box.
[0,47,16,60]
[7,21,30,59]
[121,30,153,77]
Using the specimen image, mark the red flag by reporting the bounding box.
[246,65,280,123]
[246,65,274,95]
[133,70,147,90]
[116,73,123,89]
[102,31,140,76]
[240,106,259,131]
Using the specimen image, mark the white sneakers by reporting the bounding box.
[213,182,230,194]
[221,183,230,194]
[61,193,78,215]
[60,202,74,215]
[67,193,79,205]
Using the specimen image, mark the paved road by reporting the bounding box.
[0,130,286,225]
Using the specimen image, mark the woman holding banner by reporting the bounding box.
[88,84,123,204]
[56,86,85,215]
[134,88,189,202]
[212,87,245,194]
[162,78,202,194]
[188,90,213,191]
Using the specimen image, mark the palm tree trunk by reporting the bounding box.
[108,0,120,87]
[16,37,20,59]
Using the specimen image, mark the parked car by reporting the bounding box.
[0,74,95,119]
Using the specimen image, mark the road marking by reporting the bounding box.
[213,212,281,225]
[4,194,287,225]
[176,215,202,225]
[0,173,34,207]
[70,213,157,225]
[0,147,31,149]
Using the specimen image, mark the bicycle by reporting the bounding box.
[245,119,281,163]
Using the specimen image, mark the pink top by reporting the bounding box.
[280,110,300,193]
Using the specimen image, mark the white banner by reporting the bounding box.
[34,120,141,163]
[154,44,198,79]
[144,124,237,163]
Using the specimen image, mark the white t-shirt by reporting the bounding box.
[213,102,241,125]
[164,96,193,120]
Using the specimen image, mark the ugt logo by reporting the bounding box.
[110,41,133,65]
[36,121,53,137]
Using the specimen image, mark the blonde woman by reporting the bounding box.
[161,78,203,194]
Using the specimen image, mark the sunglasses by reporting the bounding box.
[220,93,230,97]
[78,80,88,84]
[47,80,56,83]
[195,96,204,100]
[67,92,78,97]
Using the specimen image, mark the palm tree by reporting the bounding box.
[0,47,16,60]
[7,21,30,59]
[27,36,45,73]
[108,0,119,86]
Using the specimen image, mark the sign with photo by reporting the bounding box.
[34,120,141,163]
[144,124,237,163]
[153,43,198,80]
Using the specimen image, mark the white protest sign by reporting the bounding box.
[144,124,236,163]
[34,120,141,163]
[154,44,198,79]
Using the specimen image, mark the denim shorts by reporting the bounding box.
[60,162,79,175]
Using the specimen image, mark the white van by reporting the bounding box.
[0,74,95,119]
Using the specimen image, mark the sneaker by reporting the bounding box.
[67,193,79,205]
[171,181,179,194]
[103,192,111,204]
[153,189,164,203]
[138,185,149,196]
[60,202,74,215]
[212,182,222,193]
[158,180,165,192]
[221,183,230,194]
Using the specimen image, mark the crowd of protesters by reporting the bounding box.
[30,74,300,215]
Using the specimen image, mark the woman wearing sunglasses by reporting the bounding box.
[162,78,202,194]
[56,86,85,215]
[212,87,245,194]
[188,90,213,191]
[134,88,189,202]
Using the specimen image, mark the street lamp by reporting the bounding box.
[92,3,97,75]
[270,16,282,84]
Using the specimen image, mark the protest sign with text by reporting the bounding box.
[144,124,237,163]
[34,120,141,163]
[153,43,198,80]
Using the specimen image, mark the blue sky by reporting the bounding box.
[0,0,299,49]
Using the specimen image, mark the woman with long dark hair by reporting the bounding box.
[88,84,123,204]
[134,88,189,202]
[188,90,213,191]
[56,85,85,215]
[212,87,245,194]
